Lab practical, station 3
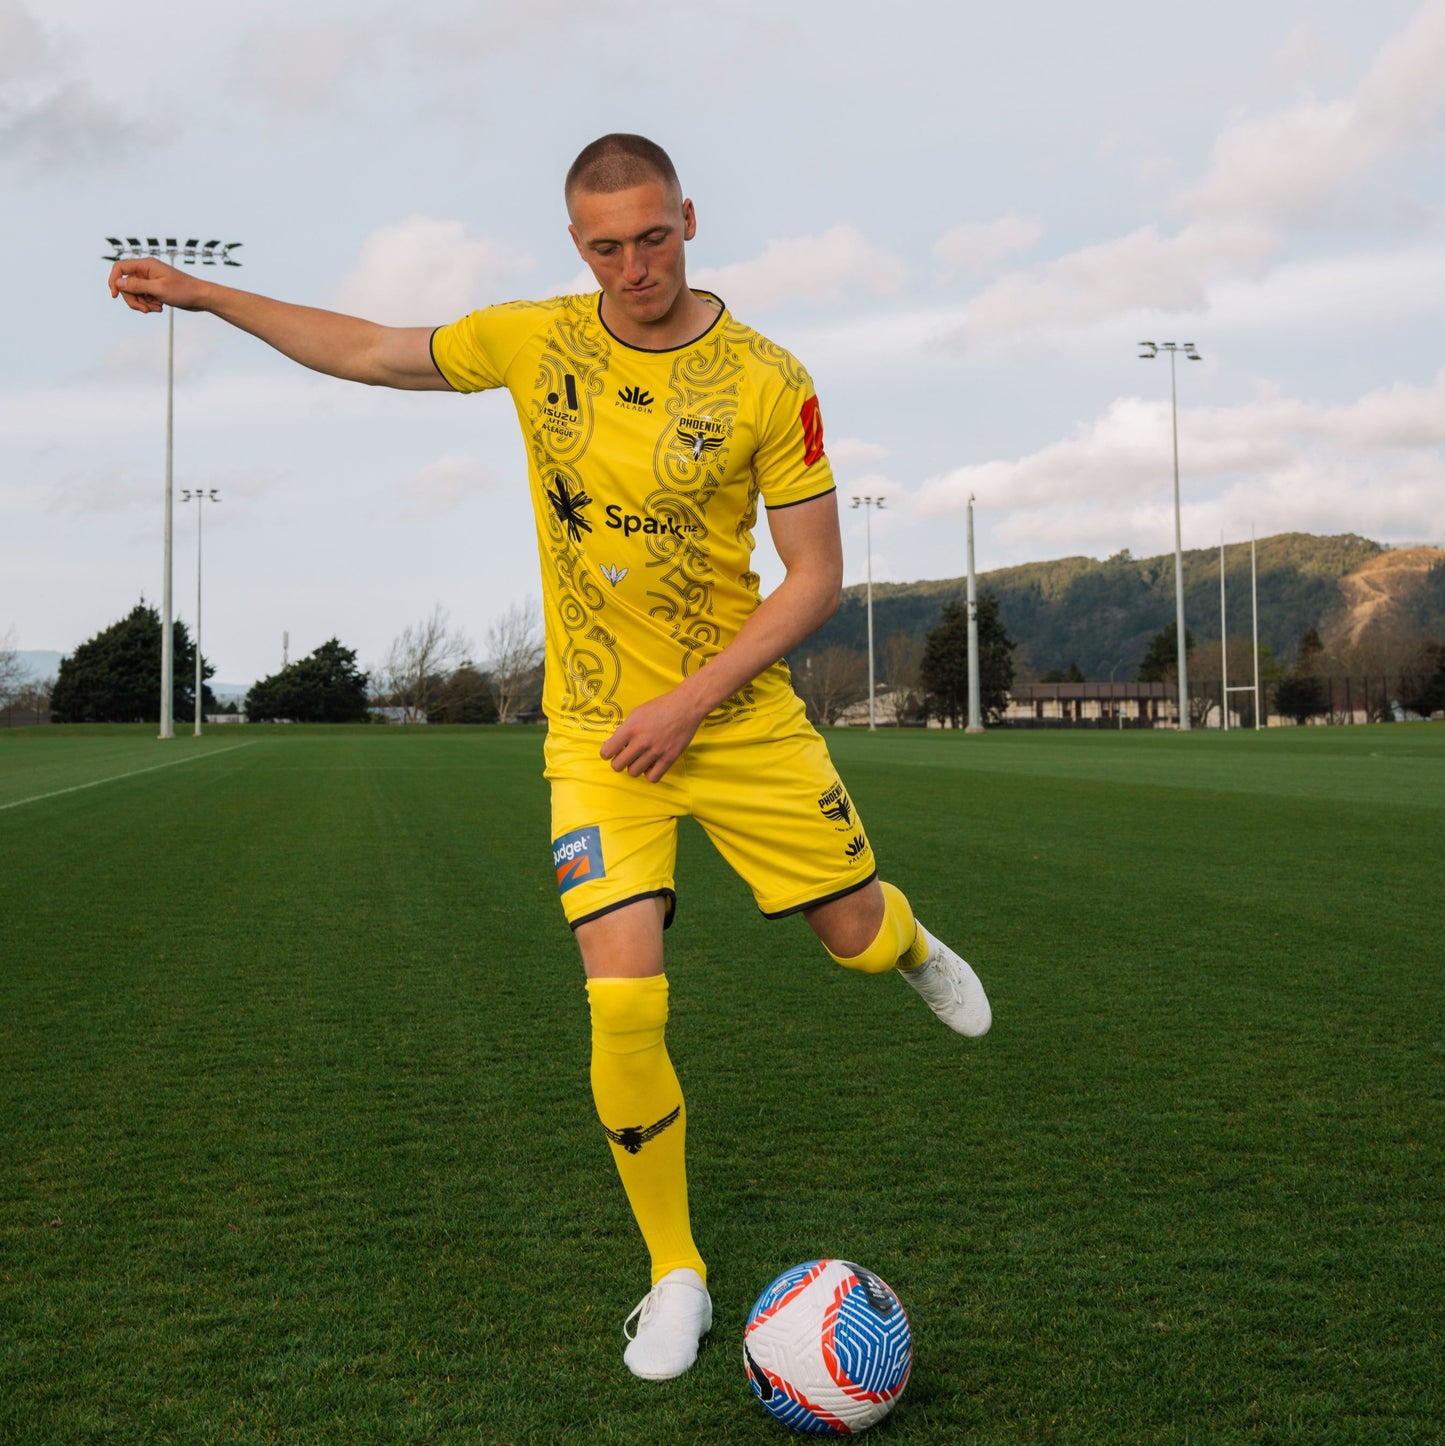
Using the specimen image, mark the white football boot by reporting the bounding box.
[900,925,992,1037]
[622,1266,713,1380]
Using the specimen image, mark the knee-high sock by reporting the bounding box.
[827,880,931,973]
[587,974,706,1286]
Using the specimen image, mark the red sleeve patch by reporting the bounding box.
[799,395,825,467]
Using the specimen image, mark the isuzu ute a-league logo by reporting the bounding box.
[547,474,593,543]
[546,374,580,410]
[599,563,628,586]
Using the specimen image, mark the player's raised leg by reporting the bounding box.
[807,879,992,1037]
[579,899,712,1380]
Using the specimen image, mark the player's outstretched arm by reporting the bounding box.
[107,256,450,392]
[601,492,843,782]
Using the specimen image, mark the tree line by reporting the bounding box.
[27,601,547,726]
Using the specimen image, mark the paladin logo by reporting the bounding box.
[603,1105,681,1155]
[616,385,654,410]
[547,474,593,543]
[599,563,628,586]
[845,834,869,861]
[818,781,854,829]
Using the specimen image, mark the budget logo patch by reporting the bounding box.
[553,825,604,895]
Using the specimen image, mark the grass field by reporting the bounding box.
[1,723,1441,1444]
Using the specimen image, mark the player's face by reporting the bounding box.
[568,180,697,340]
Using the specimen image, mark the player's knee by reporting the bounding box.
[824,881,917,974]
[587,973,670,1052]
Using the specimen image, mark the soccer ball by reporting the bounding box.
[743,1259,912,1435]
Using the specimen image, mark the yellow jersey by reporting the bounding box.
[430,292,835,735]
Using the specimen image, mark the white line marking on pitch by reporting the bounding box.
[0,742,256,814]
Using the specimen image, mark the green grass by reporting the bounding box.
[1,723,1441,1444]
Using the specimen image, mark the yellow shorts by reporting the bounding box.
[544,698,878,929]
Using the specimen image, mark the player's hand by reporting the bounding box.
[600,689,709,783]
[107,257,209,315]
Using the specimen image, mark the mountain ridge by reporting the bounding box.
[811,532,1445,680]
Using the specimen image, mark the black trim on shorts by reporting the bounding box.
[569,888,677,933]
[758,869,878,921]
[765,485,837,511]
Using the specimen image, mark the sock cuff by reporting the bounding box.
[827,881,919,975]
[586,973,670,1051]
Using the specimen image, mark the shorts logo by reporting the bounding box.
[845,834,869,862]
[799,395,825,466]
[818,780,853,829]
[553,824,604,894]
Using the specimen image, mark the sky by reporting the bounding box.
[3,0,1443,686]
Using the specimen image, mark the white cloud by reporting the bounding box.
[0,0,154,167]
[932,215,1042,275]
[953,221,1279,343]
[827,437,890,470]
[231,21,376,113]
[398,454,493,519]
[1181,0,1445,222]
[691,225,907,313]
[336,217,535,325]
[916,372,1445,546]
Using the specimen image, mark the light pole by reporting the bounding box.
[103,237,242,739]
[182,488,220,736]
[850,495,885,730]
[965,494,983,733]
[1138,340,1200,731]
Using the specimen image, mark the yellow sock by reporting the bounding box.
[586,975,706,1286]
[827,881,930,973]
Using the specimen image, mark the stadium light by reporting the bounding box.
[850,496,885,730]
[965,495,983,733]
[103,236,242,739]
[1138,339,1201,730]
[181,489,220,737]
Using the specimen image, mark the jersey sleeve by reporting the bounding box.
[429,302,541,394]
[753,362,836,510]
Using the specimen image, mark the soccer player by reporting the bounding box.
[108,134,991,1381]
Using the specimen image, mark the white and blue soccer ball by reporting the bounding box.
[743,1259,912,1435]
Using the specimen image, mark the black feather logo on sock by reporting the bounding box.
[603,1105,681,1155]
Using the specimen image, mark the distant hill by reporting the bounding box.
[798,533,1445,680]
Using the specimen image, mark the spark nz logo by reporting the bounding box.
[547,474,592,543]
[616,385,654,410]
[604,505,701,539]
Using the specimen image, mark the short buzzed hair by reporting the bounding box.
[565,134,681,207]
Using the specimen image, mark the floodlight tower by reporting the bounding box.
[850,495,885,730]
[103,237,242,739]
[1138,340,1201,730]
[965,494,983,733]
[182,489,220,736]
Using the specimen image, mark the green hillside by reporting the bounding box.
[800,532,1389,680]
